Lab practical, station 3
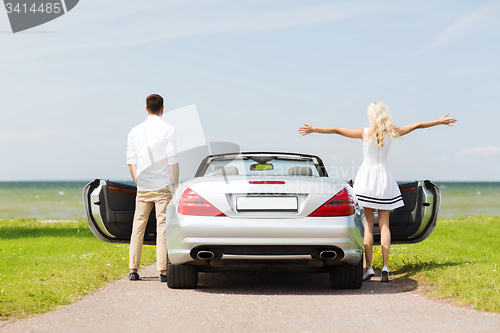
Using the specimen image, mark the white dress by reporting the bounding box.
[353,128,404,210]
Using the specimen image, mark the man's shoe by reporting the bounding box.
[128,272,140,281]
[159,274,167,282]
[381,266,390,282]
[363,268,375,281]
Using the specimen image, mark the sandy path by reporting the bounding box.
[1,264,499,333]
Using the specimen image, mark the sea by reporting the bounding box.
[0,181,499,220]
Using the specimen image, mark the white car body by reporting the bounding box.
[84,152,440,289]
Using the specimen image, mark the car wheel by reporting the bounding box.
[329,254,363,289]
[166,255,198,289]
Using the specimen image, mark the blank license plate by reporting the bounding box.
[236,196,298,211]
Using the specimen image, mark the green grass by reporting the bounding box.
[2,217,499,319]
[0,219,156,320]
[373,216,500,312]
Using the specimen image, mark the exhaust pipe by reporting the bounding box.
[319,250,337,260]
[197,250,215,260]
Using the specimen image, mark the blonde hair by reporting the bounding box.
[365,101,399,147]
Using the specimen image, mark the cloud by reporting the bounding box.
[458,145,500,156]
[419,1,500,53]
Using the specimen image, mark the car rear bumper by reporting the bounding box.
[166,213,364,267]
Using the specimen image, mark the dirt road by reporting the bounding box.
[2,264,499,333]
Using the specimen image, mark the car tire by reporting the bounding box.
[166,255,198,289]
[329,254,363,289]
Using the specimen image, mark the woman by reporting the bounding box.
[298,101,456,282]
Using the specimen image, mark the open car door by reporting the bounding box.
[373,180,440,245]
[83,179,157,245]
[84,179,440,245]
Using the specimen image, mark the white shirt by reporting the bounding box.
[127,115,178,191]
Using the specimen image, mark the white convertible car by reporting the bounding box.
[83,152,440,289]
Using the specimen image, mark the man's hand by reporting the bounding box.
[128,164,138,184]
[169,163,180,193]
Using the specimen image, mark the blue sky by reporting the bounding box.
[1,0,499,181]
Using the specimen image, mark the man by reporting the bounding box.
[126,94,179,282]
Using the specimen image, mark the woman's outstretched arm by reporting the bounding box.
[397,113,456,136]
[298,124,363,139]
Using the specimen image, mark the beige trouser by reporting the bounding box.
[129,186,172,271]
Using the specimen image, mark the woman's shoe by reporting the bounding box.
[363,268,375,281]
[381,266,390,282]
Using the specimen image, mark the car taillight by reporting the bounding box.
[177,188,226,216]
[308,189,354,217]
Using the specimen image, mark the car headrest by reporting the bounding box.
[213,166,239,176]
[287,166,313,176]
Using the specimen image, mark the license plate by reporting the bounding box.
[236,196,298,211]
